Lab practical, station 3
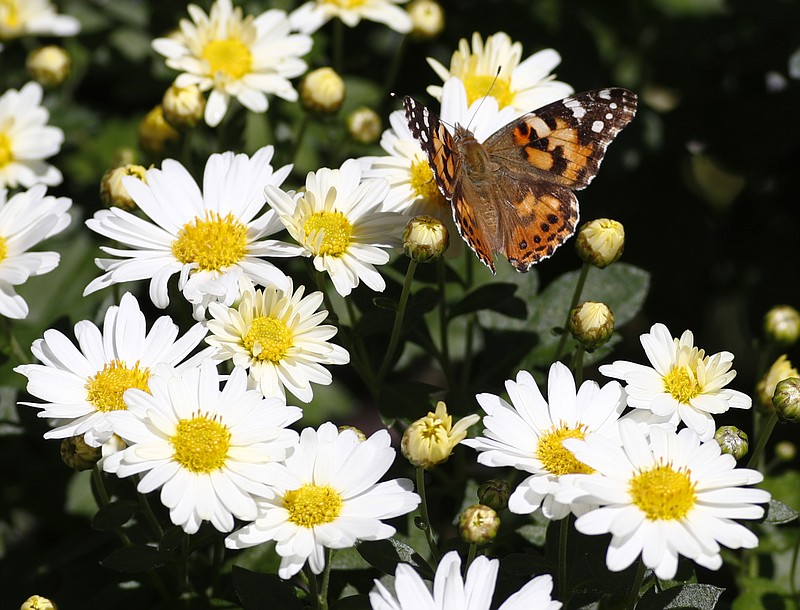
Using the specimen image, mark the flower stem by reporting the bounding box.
[320,548,333,610]
[290,112,311,166]
[572,346,585,385]
[557,516,569,601]
[746,411,779,469]
[333,19,344,74]
[626,559,647,610]
[305,563,320,610]
[465,543,477,573]
[377,259,417,383]
[437,258,454,388]
[554,263,590,361]
[415,466,439,565]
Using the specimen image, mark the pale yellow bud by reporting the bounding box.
[162,84,206,129]
[347,107,382,144]
[20,595,58,610]
[338,425,367,442]
[775,440,796,462]
[26,46,71,87]
[575,218,625,268]
[756,354,799,410]
[764,305,800,347]
[403,215,449,263]
[301,67,345,113]
[100,164,147,210]
[568,301,614,349]
[458,504,499,545]
[401,401,479,469]
[138,105,180,154]
[407,0,444,39]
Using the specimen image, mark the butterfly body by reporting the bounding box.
[403,88,638,273]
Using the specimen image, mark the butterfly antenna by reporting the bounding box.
[465,66,502,132]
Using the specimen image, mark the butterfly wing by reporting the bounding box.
[403,96,460,199]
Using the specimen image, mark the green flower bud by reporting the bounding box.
[713,425,749,460]
[775,440,796,462]
[347,107,382,144]
[764,305,800,347]
[60,436,101,471]
[575,218,625,268]
[403,216,449,263]
[772,377,800,423]
[568,301,614,349]
[757,355,799,411]
[138,105,180,154]
[477,479,510,511]
[458,504,499,545]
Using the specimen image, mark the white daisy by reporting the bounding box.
[369,550,561,610]
[0,184,70,319]
[226,422,420,580]
[0,0,80,40]
[84,146,304,319]
[152,0,312,127]
[563,419,770,580]
[462,362,627,520]
[206,279,350,403]
[290,0,412,35]
[15,292,210,448]
[599,322,752,441]
[0,81,64,188]
[103,360,302,534]
[264,158,405,297]
[426,32,573,114]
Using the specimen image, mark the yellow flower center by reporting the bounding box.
[536,424,594,476]
[0,132,13,168]
[171,414,231,473]
[284,484,343,528]
[0,235,7,263]
[201,38,252,80]
[409,159,447,210]
[243,316,294,363]
[327,0,367,8]
[663,366,701,404]
[0,0,20,29]
[462,74,514,108]
[629,463,696,520]
[303,210,352,257]
[85,360,151,412]
[172,211,248,271]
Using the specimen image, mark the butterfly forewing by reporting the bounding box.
[403,96,460,198]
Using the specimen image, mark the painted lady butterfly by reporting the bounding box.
[403,88,637,272]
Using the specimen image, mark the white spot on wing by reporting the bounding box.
[591,120,604,133]
[598,89,612,100]
[609,102,618,109]
[605,112,613,120]
[563,98,587,119]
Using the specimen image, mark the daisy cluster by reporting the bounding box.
[3,2,778,609]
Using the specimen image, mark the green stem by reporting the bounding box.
[572,346,585,385]
[138,488,164,539]
[625,559,647,610]
[211,537,224,599]
[180,533,191,593]
[4,320,30,364]
[415,466,439,565]
[306,563,321,610]
[465,543,477,573]
[320,548,333,610]
[332,19,344,73]
[554,263,591,361]
[377,259,418,383]
[557,516,569,602]
[746,411,779,469]
[290,112,311,166]
[437,258,453,388]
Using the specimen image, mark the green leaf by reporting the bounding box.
[761,470,800,513]
[638,583,724,609]
[331,595,371,610]
[232,566,302,610]
[330,547,371,570]
[91,500,139,531]
[101,544,169,573]
[762,499,799,525]
[448,283,521,319]
[356,539,434,581]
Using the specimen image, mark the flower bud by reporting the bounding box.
[403,215,449,263]
[26,46,71,87]
[60,436,102,471]
[568,301,614,349]
[575,218,625,269]
[458,504,499,545]
[713,426,748,460]
[407,0,444,39]
[100,164,147,210]
[162,83,206,129]
[775,440,796,462]
[301,67,345,114]
[756,354,799,410]
[338,425,367,442]
[772,377,800,423]
[138,105,180,154]
[20,596,58,610]
[401,401,479,469]
[347,107,381,144]
[764,305,800,347]
[477,479,510,511]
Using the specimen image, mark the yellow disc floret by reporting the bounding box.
[409,159,447,210]
[284,484,343,528]
[663,366,701,404]
[202,38,252,81]
[536,424,594,476]
[85,360,151,412]
[172,211,248,271]
[629,463,696,520]
[171,414,231,473]
[303,210,352,257]
[244,316,293,363]
[0,0,20,30]
[462,74,513,108]
[0,131,13,168]
[328,0,367,8]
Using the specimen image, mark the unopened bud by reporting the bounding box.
[100,164,147,210]
[764,305,800,347]
[61,436,101,471]
[458,504,499,545]
[338,425,367,442]
[401,401,479,469]
[20,596,58,610]
[301,67,345,114]
[408,0,444,39]
[575,218,625,269]
[403,215,449,263]
[568,301,614,349]
[138,105,180,154]
[756,355,799,410]
[713,426,748,460]
[775,440,796,462]
[347,107,381,144]
[26,46,71,87]
[477,480,510,511]
[162,84,206,129]
[772,377,800,423]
